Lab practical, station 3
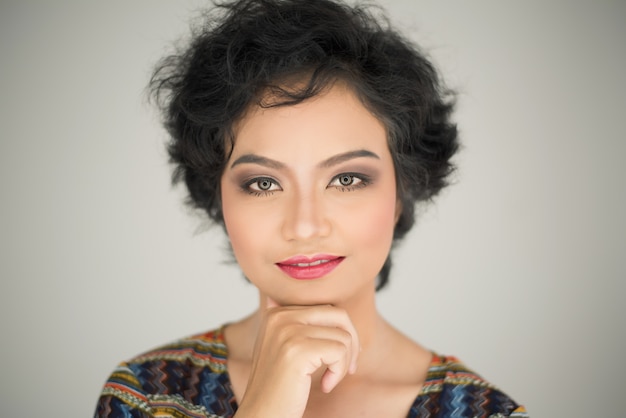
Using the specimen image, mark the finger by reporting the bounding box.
[321,368,340,393]
[292,326,354,392]
[313,338,352,393]
[295,306,360,374]
[262,304,360,376]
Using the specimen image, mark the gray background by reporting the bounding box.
[1,0,625,416]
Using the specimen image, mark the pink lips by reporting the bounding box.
[276,254,345,280]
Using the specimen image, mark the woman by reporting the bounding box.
[95,0,527,416]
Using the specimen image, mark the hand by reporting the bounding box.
[234,297,360,418]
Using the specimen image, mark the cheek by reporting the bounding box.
[221,188,266,266]
[221,189,286,281]
[340,189,398,252]
[338,194,397,283]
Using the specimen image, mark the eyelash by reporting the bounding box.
[242,176,280,197]
[241,173,371,196]
[328,172,371,192]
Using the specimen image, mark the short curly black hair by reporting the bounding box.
[149,0,459,290]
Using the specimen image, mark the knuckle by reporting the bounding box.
[275,322,297,342]
[328,337,350,354]
[281,334,308,360]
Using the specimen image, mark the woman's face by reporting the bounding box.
[220,83,399,306]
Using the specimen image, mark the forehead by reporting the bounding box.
[231,83,389,159]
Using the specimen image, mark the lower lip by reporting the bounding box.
[277,257,345,280]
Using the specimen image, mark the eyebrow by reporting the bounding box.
[230,149,380,170]
[230,154,286,170]
[319,149,380,168]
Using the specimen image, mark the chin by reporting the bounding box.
[274,281,375,307]
[276,294,336,307]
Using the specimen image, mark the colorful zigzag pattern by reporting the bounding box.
[95,327,528,417]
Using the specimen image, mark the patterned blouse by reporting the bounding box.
[95,327,528,417]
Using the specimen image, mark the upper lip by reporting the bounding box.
[277,254,342,267]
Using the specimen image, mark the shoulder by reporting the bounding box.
[127,327,228,372]
[423,353,496,390]
[410,353,529,418]
[95,327,236,418]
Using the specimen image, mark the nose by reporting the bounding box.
[281,190,331,241]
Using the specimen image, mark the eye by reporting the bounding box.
[328,173,369,191]
[338,174,360,187]
[243,177,281,195]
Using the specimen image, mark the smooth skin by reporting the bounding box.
[220,83,433,418]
